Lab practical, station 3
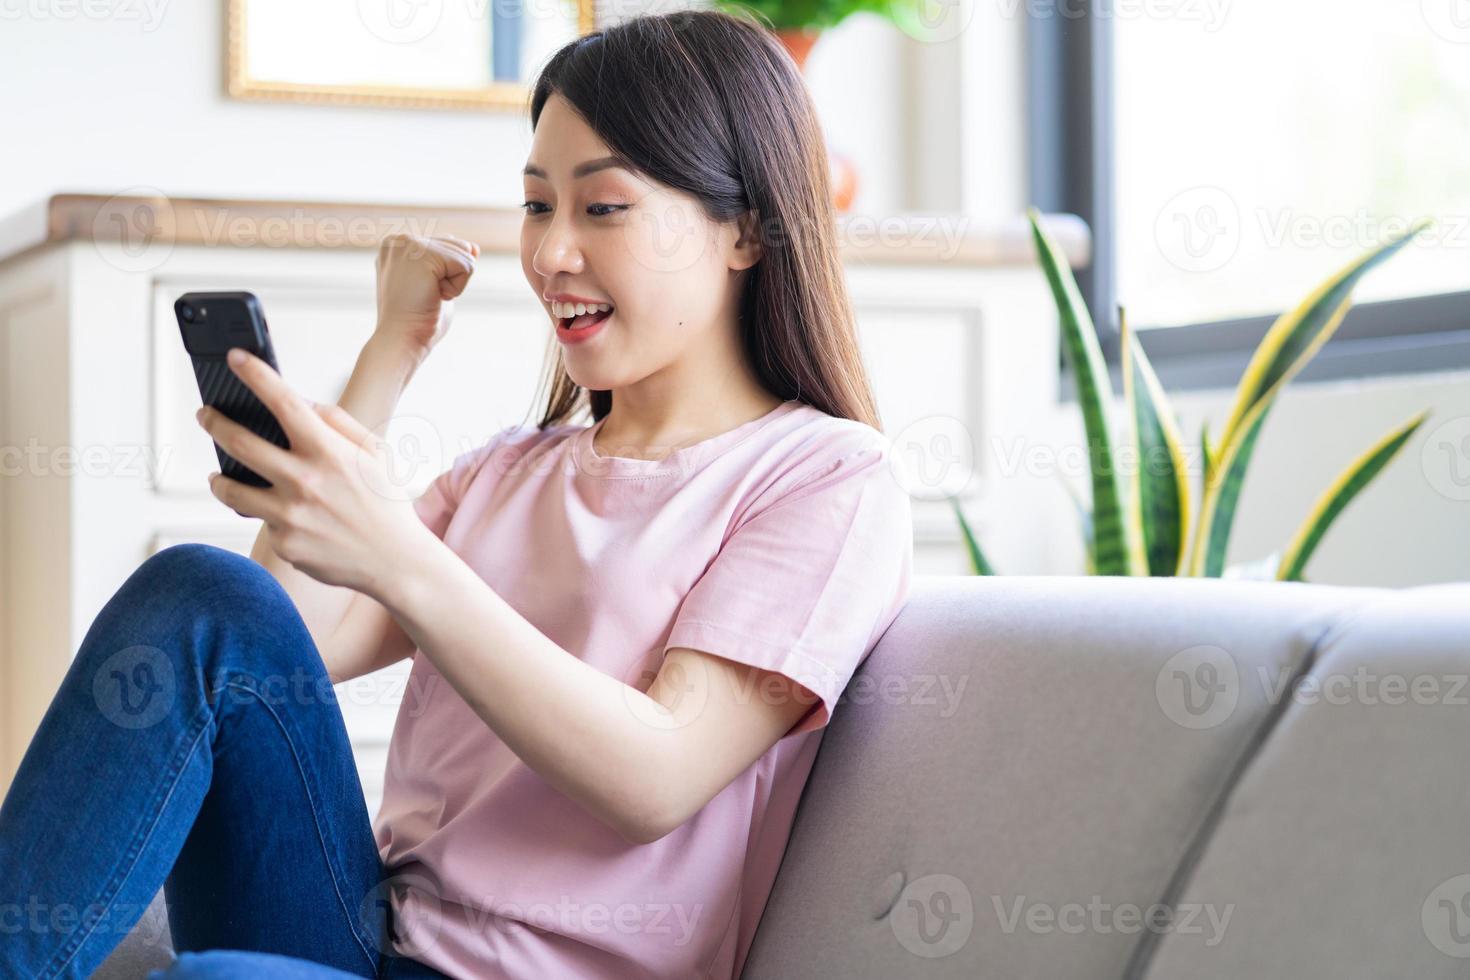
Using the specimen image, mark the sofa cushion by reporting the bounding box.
[739,574,1376,980]
[1135,582,1470,979]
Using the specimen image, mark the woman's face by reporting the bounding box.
[520,92,760,392]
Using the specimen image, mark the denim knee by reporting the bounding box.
[86,543,323,710]
[138,543,267,589]
[148,949,369,979]
[134,543,301,631]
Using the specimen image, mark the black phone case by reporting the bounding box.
[175,291,290,488]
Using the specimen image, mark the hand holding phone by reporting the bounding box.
[175,291,290,488]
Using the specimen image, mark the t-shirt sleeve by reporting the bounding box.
[662,436,914,740]
[411,429,522,540]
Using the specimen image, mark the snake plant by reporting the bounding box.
[954,209,1431,583]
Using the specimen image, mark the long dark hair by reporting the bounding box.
[526,8,883,432]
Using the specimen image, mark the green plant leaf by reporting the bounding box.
[1027,207,1135,575]
[1200,419,1213,478]
[1276,410,1430,582]
[1216,221,1428,453]
[950,496,997,576]
[1185,221,1428,576]
[1196,398,1270,577]
[1121,308,1190,576]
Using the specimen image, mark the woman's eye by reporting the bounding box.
[518,202,625,218]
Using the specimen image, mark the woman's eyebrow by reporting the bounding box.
[522,156,631,179]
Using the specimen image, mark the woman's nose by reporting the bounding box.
[530,219,584,278]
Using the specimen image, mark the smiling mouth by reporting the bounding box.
[559,307,614,331]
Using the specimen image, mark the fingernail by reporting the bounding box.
[227,348,245,366]
[196,406,207,422]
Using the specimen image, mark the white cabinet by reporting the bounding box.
[0,195,1087,813]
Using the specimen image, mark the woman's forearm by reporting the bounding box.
[249,330,426,643]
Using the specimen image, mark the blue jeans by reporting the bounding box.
[0,544,456,980]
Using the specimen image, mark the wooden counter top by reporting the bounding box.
[0,193,1091,270]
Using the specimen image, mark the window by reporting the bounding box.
[1030,0,1470,389]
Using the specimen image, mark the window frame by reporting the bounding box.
[1025,4,1470,397]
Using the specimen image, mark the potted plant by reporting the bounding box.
[713,0,934,210]
[954,209,1431,583]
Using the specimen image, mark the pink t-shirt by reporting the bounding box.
[371,398,914,979]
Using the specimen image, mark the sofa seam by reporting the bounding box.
[1118,595,1374,980]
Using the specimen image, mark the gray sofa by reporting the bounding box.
[99,573,1470,978]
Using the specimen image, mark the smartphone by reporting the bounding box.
[174,290,290,488]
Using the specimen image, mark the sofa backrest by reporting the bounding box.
[1135,581,1470,979]
[740,573,1408,980]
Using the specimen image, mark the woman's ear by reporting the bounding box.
[729,209,764,271]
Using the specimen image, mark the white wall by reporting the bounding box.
[0,3,938,222]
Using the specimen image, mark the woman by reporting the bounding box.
[0,9,913,979]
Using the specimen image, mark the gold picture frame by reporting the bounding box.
[226,0,598,112]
